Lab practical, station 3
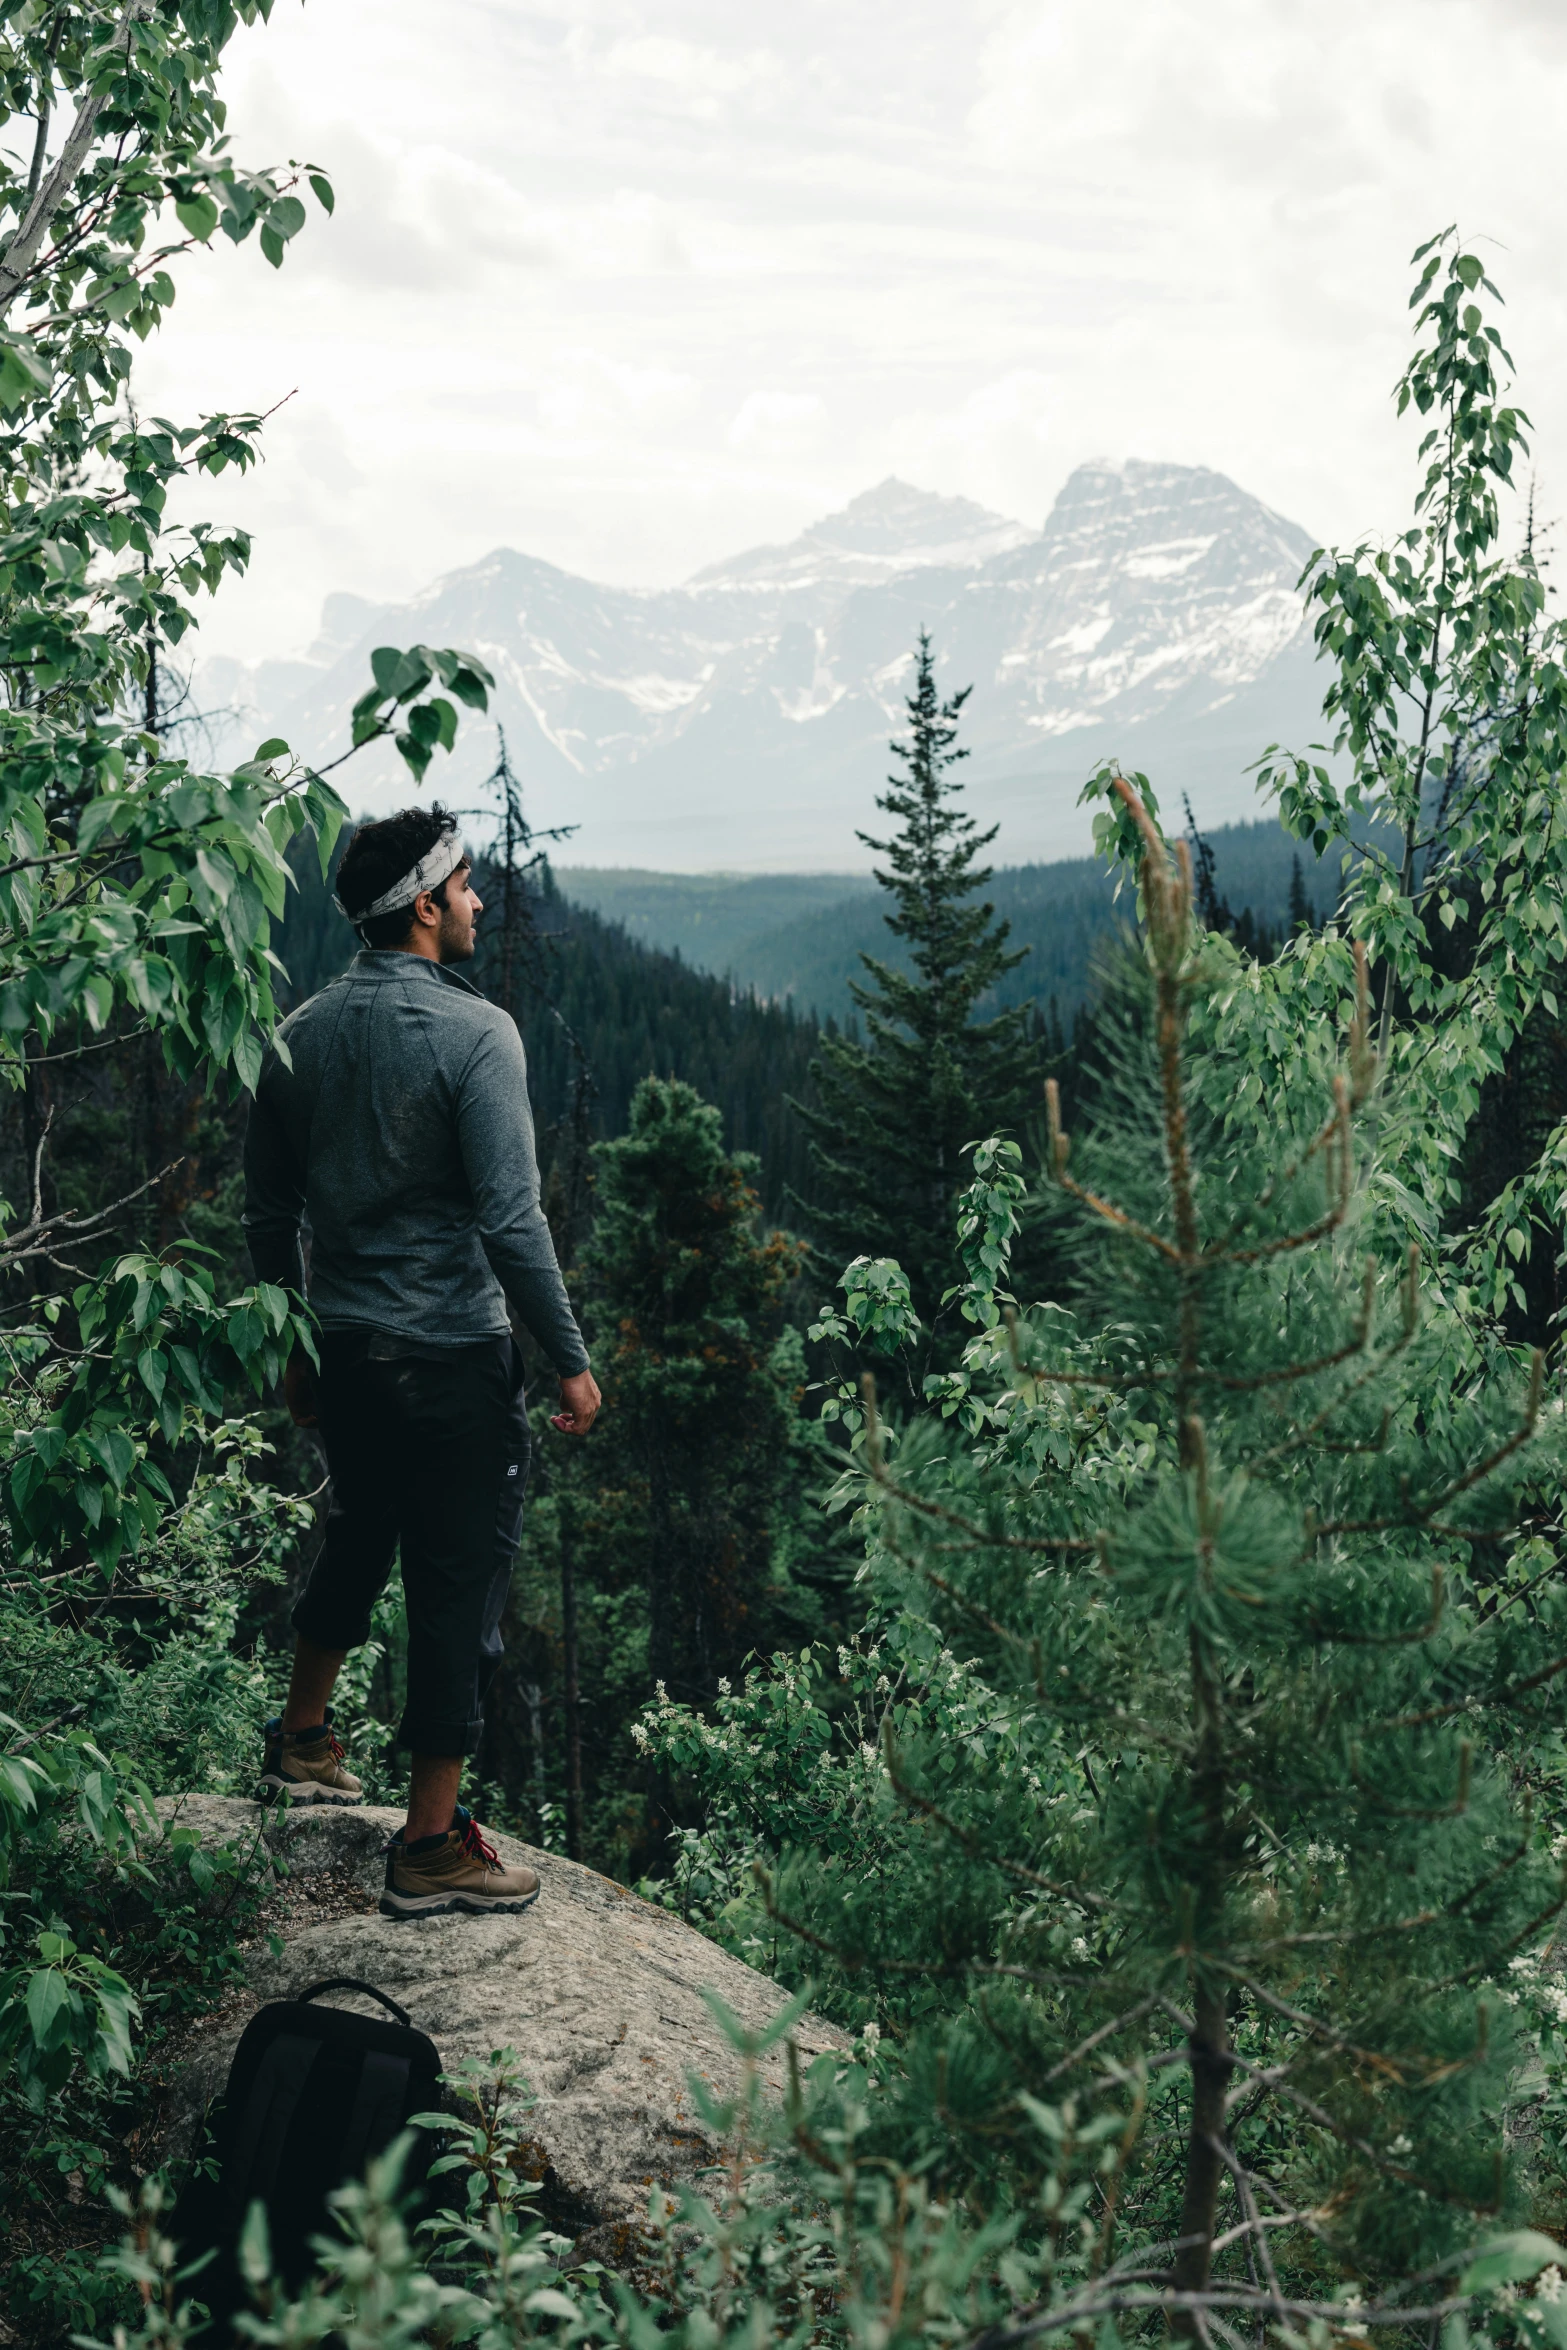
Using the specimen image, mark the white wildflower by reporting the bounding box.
[1538,2268,1565,2306]
[1387,2134,1412,2157]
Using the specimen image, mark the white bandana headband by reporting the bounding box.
[336,831,466,925]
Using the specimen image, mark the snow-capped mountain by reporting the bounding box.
[691,477,1035,596]
[196,464,1326,869]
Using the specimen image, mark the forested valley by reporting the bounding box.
[4,7,1567,2345]
[558,814,1340,1028]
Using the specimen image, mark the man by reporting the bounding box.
[242,802,601,1921]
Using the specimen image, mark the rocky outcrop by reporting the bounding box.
[152,1797,846,2239]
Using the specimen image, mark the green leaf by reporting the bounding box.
[393,731,433,783]
[1461,2231,1567,2293]
[447,658,492,711]
[95,278,142,324]
[524,2290,586,2322]
[180,0,239,45]
[698,1979,813,2057]
[175,193,220,241]
[370,644,409,697]
[237,2198,272,2288]
[24,1963,69,2049]
[77,795,127,854]
[84,1428,136,1489]
[308,172,335,215]
[0,333,49,414]
[232,1026,263,1095]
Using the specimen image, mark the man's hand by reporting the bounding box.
[550,1367,601,1437]
[283,1348,320,1429]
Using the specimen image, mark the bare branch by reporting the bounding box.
[968,2280,1474,2350]
[0,1152,184,1275]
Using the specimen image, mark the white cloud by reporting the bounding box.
[727,392,827,454]
[533,351,702,436]
[887,372,1054,522]
[133,0,1567,672]
[605,35,779,102]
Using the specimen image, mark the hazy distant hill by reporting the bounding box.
[195,462,1328,871]
[560,819,1347,1025]
[543,871,873,976]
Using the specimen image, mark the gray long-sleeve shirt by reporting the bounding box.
[242,951,589,1375]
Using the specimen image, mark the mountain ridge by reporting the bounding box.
[193,459,1330,869]
[688,477,1034,589]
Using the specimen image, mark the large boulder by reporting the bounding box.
[151,1796,846,2242]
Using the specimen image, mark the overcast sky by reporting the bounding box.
[137,0,1567,666]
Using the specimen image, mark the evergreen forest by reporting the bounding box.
[559,815,1342,1027]
[4,10,1567,2347]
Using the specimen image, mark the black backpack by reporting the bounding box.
[172,1975,443,2324]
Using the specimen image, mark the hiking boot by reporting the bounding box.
[379,1806,540,1920]
[258,1711,364,1807]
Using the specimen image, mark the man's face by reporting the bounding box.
[435,861,483,963]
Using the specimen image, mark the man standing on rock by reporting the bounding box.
[242,802,601,1922]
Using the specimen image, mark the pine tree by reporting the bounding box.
[465,729,597,1263]
[706,779,1567,2315]
[586,1077,799,1702]
[528,1076,842,1869]
[791,631,1036,1344]
[1287,848,1314,932]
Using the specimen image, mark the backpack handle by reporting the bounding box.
[293,1977,412,2028]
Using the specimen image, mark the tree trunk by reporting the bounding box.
[1173,1618,1231,2325]
[1170,1983,1231,2318]
[645,1487,676,1863]
[0,3,148,316]
[560,1512,583,1861]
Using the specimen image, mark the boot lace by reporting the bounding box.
[459,1815,499,1869]
[280,1725,346,1761]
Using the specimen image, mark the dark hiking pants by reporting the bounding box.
[291,1331,532,1756]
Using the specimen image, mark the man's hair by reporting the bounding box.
[336,803,460,948]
